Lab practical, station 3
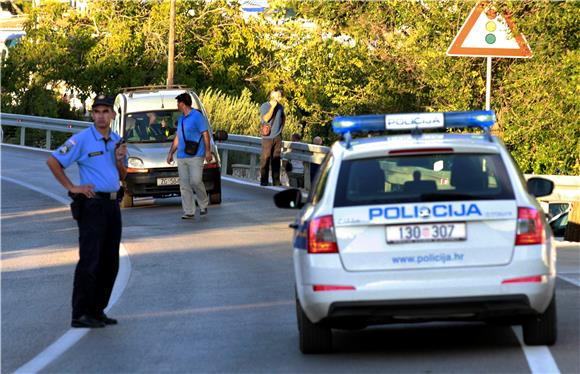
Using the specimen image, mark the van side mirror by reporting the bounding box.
[527,177,554,198]
[274,189,304,209]
[214,130,228,142]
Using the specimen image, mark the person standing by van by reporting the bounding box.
[167,93,212,219]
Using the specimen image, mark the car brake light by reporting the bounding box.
[313,285,355,292]
[502,275,543,284]
[515,207,545,245]
[308,215,338,254]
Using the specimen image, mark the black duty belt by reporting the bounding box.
[93,191,118,200]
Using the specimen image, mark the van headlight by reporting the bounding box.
[128,157,144,168]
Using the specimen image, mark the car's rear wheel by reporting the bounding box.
[209,192,221,205]
[523,294,557,346]
[297,297,332,354]
[121,191,134,208]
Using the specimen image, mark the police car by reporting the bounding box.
[274,111,557,353]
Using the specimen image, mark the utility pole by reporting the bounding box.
[166,0,176,87]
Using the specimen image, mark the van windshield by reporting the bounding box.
[334,153,514,207]
[124,110,181,143]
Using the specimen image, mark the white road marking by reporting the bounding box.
[512,327,561,374]
[2,176,132,374]
[557,273,580,287]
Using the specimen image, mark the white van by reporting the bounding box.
[113,86,226,207]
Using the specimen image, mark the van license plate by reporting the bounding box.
[386,223,466,244]
[157,177,180,186]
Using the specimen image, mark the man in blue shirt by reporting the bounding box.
[166,93,212,219]
[259,88,285,186]
[47,95,127,328]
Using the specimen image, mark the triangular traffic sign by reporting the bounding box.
[447,2,532,58]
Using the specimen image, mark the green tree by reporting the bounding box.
[271,0,579,173]
[1,0,577,174]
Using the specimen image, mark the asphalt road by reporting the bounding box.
[2,145,579,373]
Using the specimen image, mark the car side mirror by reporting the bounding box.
[214,130,228,142]
[274,189,304,209]
[527,177,554,198]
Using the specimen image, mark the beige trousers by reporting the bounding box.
[177,157,208,215]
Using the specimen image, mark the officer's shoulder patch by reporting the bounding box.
[58,145,70,154]
[58,139,77,155]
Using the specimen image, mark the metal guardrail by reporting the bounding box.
[0,113,329,189]
[2,113,578,196]
[220,134,329,189]
[0,113,91,150]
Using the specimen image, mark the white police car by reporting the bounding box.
[274,111,557,353]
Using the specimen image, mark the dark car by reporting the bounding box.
[549,210,569,239]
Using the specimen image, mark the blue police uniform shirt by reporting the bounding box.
[260,102,285,139]
[51,125,126,193]
[176,109,209,159]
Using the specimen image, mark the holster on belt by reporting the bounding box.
[117,186,125,202]
[68,191,85,221]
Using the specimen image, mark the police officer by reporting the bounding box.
[47,95,128,328]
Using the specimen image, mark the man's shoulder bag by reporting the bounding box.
[260,123,271,137]
[181,121,202,156]
[260,103,281,137]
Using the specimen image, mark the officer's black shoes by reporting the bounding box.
[260,182,268,186]
[71,315,106,328]
[181,214,194,219]
[200,208,208,216]
[71,313,117,327]
[96,313,118,325]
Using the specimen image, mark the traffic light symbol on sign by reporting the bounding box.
[485,10,497,45]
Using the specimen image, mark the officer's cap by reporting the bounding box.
[91,94,114,109]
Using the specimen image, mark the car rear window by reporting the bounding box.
[334,153,514,207]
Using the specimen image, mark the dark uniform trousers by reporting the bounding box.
[72,198,121,319]
[260,136,282,186]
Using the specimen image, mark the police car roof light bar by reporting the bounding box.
[333,110,496,145]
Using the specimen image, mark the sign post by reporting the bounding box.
[447,2,532,110]
[486,57,491,110]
